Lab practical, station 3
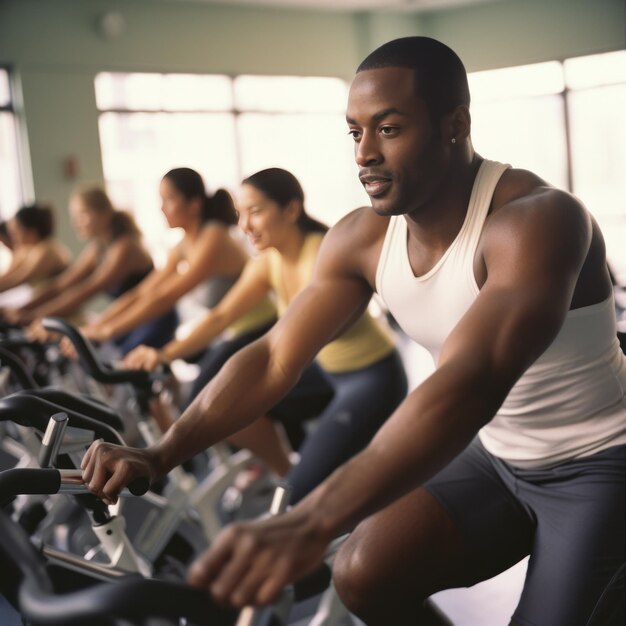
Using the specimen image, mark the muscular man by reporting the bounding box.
[82,37,625,625]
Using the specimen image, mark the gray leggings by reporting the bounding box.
[284,350,408,504]
[425,437,625,626]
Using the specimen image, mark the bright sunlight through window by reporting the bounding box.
[0,68,23,223]
[95,72,367,263]
[468,51,626,283]
[96,52,626,281]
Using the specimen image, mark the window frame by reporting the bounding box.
[94,55,626,275]
[94,71,362,259]
[0,64,31,220]
[94,71,350,184]
[469,50,626,194]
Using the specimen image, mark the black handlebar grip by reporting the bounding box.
[0,468,61,506]
[0,346,38,389]
[41,317,160,388]
[127,477,150,496]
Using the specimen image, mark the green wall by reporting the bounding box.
[421,0,625,70]
[0,0,623,248]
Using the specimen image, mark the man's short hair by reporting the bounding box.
[357,36,470,124]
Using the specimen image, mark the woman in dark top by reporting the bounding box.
[6,186,175,351]
[80,168,275,357]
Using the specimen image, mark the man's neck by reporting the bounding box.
[405,152,482,254]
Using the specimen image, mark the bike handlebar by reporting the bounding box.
[0,392,125,445]
[0,468,149,505]
[0,345,38,389]
[27,388,125,433]
[0,505,234,626]
[19,576,236,626]
[41,317,168,388]
[0,468,60,505]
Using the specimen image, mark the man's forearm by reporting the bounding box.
[150,338,301,475]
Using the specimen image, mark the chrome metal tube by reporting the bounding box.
[39,412,68,468]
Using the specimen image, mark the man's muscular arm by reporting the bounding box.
[190,188,596,608]
[301,189,593,529]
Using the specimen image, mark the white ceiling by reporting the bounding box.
[185,0,503,12]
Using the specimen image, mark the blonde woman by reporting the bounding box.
[7,187,173,351]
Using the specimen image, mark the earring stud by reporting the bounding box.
[451,138,457,144]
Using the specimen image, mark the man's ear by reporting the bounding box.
[442,105,471,143]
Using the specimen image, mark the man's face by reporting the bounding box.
[346,66,447,216]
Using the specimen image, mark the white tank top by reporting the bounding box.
[376,159,626,468]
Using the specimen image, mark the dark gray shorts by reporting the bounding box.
[424,437,625,626]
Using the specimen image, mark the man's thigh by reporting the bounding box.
[336,453,534,601]
[513,445,625,626]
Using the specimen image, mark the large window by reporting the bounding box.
[0,68,24,222]
[95,72,367,260]
[565,52,626,283]
[469,50,626,282]
[97,52,626,278]
[0,67,26,272]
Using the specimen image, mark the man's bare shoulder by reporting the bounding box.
[326,206,389,247]
[479,166,600,298]
[487,167,589,239]
[492,167,584,215]
[317,206,390,285]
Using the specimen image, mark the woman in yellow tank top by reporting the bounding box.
[125,168,408,503]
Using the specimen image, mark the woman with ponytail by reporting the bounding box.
[80,168,276,357]
[125,167,408,502]
[5,188,169,350]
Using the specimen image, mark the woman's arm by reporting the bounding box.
[96,226,232,340]
[30,238,140,319]
[0,249,30,292]
[92,250,180,326]
[124,256,272,368]
[0,244,69,293]
[13,245,98,314]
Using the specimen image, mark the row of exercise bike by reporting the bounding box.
[0,317,349,626]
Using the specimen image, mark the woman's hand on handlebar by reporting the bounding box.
[81,439,159,505]
[187,508,331,608]
[26,319,59,343]
[81,322,113,343]
[123,345,166,371]
[59,336,79,360]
